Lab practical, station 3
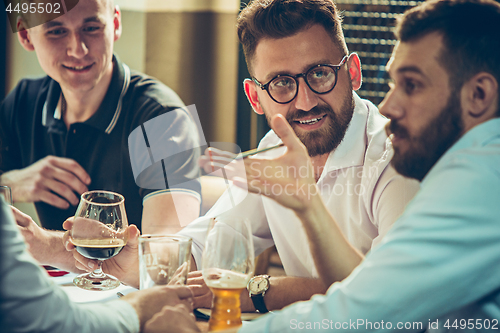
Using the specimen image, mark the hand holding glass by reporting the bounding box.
[70,190,128,291]
[202,215,255,331]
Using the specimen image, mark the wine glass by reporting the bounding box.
[70,190,129,291]
[202,214,255,331]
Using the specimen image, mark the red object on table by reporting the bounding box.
[43,265,69,277]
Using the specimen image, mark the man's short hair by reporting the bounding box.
[236,0,348,75]
[396,0,500,115]
[17,0,112,31]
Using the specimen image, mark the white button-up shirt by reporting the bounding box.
[179,92,419,278]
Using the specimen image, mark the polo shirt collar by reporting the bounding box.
[323,92,373,173]
[41,80,65,134]
[42,55,131,135]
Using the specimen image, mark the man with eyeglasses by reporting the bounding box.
[176,0,420,314]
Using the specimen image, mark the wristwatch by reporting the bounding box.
[247,274,270,313]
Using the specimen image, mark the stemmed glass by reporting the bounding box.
[202,214,255,331]
[70,190,129,291]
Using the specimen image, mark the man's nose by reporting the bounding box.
[67,32,89,59]
[378,88,404,120]
[293,78,318,112]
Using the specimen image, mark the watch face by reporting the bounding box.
[249,276,269,294]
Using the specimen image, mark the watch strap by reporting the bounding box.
[250,293,269,313]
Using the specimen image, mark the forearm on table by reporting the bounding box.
[240,276,328,312]
[0,170,26,202]
[295,194,363,287]
[32,230,80,272]
[0,170,14,186]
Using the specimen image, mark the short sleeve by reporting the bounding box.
[128,106,202,201]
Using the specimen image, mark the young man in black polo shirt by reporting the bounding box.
[0,0,201,274]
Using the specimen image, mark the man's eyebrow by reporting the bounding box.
[41,16,104,30]
[395,65,425,76]
[386,65,429,81]
[263,60,331,82]
[83,16,105,24]
[263,70,290,82]
[42,21,63,29]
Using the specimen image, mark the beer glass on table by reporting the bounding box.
[202,215,255,331]
[70,190,128,291]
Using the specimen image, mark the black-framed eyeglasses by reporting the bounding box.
[252,54,349,104]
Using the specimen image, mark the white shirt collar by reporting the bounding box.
[258,92,386,173]
[323,92,370,173]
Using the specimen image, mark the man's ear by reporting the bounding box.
[347,53,362,91]
[461,72,498,120]
[244,79,264,115]
[113,5,122,41]
[16,17,35,51]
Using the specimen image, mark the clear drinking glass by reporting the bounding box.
[139,234,192,289]
[0,185,12,205]
[70,190,129,291]
[202,214,255,331]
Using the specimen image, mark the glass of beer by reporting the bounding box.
[202,214,255,331]
[70,190,129,291]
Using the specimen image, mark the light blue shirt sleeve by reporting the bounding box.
[0,199,140,333]
[240,121,500,332]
